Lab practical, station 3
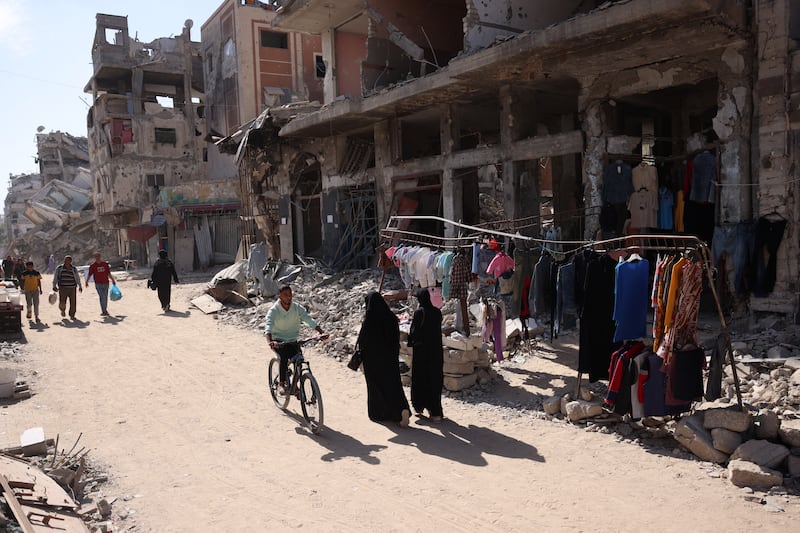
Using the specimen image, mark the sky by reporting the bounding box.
[0,0,224,208]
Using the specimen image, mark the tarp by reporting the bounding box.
[126,225,158,242]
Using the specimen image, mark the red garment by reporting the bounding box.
[520,276,532,319]
[88,261,113,284]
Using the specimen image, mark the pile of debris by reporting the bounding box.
[0,429,127,532]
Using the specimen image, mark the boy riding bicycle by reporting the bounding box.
[265,285,327,395]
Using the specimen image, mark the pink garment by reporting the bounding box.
[385,246,397,259]
[486,252,514,279]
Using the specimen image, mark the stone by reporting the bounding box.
[730,439,790,469]
[444,349,479,364]
[97,498,112,518]
[791,368,800,386]
[767,345,791,359]
[703,407,751,433]
[565,400,603,422]
[579,387,594,402]
[784,358,800,371]
[443,361,475,375]
[787,455,800,477]
[711,428,742,454]
[727,459,783,489]
[542,395,561,415]
[560,394,572,416]
[443,373,477,391]
[778,419,800,447]
[730,341,748,352]
[674,414,730,464]
[755,410,781,440]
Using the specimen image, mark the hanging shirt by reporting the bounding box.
[658,186,674,230]
[486,252,514,278]
[613,257,650,342]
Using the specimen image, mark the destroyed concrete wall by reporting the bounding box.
[35,131,90,187]
[463,0,597,53]
[4,173,42,239]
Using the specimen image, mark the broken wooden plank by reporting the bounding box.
[0,474,37,533]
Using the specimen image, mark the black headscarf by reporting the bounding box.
[359,291,398,348]
[415,288,433,308]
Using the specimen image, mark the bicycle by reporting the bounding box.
[267,337,324,434]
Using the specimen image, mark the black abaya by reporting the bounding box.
[357,292,410,422]
[408,289,444,417]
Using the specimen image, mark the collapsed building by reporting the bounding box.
[85,14,240,270]
[3,131,95,260]
[217,0,800,319]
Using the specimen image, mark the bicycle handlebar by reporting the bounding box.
[272,334,328,349]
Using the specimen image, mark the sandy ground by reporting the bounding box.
[0,271,798,532]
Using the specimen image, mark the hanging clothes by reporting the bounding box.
[449,252,470,300]
[613,256,650,342]
[578,254,618,382]
[481,299,506,362]
[530,253,554,316]
[658,186,674,230]
[752,216,787,297]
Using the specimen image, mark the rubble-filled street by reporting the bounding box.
[0,267,798,531]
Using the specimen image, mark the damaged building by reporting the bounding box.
[3,131,95,258]
[86,14,240,270]
[201,0,324,260]
[215,0,800,318]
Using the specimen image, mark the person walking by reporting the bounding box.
[150,250,179,311]
[47,254,56,275]
[87,251,117,316]
[53,255,82,320]
[2,256,14,279]
[19,261,43,323]
[356,291,410,427]
[407,288,445,422]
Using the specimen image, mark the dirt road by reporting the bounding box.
[1,273,798,532]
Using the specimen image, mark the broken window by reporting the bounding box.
[224,38,235,58]
[154,128,177,145]
[146,174,165,187]
[206,51,213,73]
[261,30,288,49]
[104,28,123,45]
[314,54,326,79]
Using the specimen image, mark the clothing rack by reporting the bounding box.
[383,216,743,410]
[569,233,743,410]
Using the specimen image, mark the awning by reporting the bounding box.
[126,225,158,242]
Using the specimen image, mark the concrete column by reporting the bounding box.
[500,86,520,220]
[581,99,607,240]
[321,29,336,104]
[373,120,393,226]
[440,104,462,237]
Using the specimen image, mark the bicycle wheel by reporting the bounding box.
[267,358,290,410]
[299,372,324,434]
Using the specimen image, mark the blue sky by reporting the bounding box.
[0,0,223,208]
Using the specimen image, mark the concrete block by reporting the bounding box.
[442,334,482,351]
[731,439,790,469]
[543,395,561,415]
[779,419,800,447]
[443,361,475,375]
[444,349,479,364]
[727,459,784,489]
[755,409,780,440]
[565,400,603,422]
[674,415,730,464]
[703,407,751,433]
[443,373,477,391]
[711,428,742,454]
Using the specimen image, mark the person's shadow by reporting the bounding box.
[163,309,191,318]
[387,417,544,466]
[97,315,126,325]
[27,320,50,333]
[295,423,387,465]
[58,317,89,329]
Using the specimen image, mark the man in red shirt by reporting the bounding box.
[87,251,117,316]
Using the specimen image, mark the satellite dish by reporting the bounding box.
[36,126,45,132]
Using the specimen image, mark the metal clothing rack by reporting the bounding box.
[569,233,743,410]
[381,217,743,410]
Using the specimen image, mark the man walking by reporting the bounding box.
[87,251,116,316]
[19,261,43,323]
[150,249,179,312]
[53,255,82,320]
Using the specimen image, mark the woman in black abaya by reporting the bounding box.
[357,291,410,427]
[408,288,444,421]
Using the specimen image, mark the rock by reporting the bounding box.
[767,345,791,359]
[730,440,790,469]
[727,459,784,489]
[785,359,800,371]
[674,414,730,464]
[543,395,561,415]
[731,341,748,352]
[703,407,751,433]
[779,419,800,447]
[579,387,594,402]
[443,373,477,391]
[787,455,800,477]
[711,428,742,454]
[642,416,666,427]
[560,394,572,416]
[565,400,603,422]
[96,498,112,518]
[755,409,781,440]
[791,369,800,386]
